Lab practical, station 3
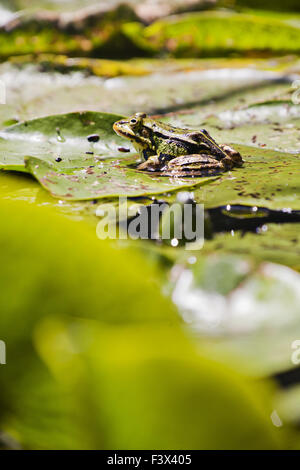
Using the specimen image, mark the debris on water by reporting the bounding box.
[86,151,94,155]
[87,134,100,143]
[55,157,62,162]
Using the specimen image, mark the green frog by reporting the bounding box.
[113,113,243,176]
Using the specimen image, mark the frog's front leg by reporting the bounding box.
[137,155,161,171]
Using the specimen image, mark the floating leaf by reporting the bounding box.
[0,111,127,171]
[193,144,300,210]
[10,54,150,78]
[0,112,214,199]
[0,60,291,123]
[138,11,300,57]
[0,3,142,59]
[202,222,300,272]
[26,156,212,200]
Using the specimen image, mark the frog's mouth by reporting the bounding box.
[113,121,147,148]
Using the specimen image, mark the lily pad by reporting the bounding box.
[137,10,300,57]
[25,156,212,200]
[204,103,300,155]
[193,144,300,210]
[0,3,143,59]
[0,111,127,171]
[0,60,292,125]
[0,112,214,199]
[9,54,150,78]
[202,222,300,272]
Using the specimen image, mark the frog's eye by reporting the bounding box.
[130,118,137,125]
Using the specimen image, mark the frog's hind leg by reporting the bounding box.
[164,154,231,176]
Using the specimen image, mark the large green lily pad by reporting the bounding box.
[25,156,212,200]
[0,111,214,199]
[1,61,288,123]
[194,144,300,210]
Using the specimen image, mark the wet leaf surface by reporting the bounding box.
[0,111,128,170]
[1,62,289,122]
[26,156,212,200]
[0,111,214,199]
[193,144,300,210]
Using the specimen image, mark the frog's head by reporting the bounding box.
[113,113,153,152]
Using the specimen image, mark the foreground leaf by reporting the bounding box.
[0,198,282,449]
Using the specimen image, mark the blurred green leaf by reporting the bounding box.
[137,11,300,57]
[33,320,283,449]
[0,197,284,449]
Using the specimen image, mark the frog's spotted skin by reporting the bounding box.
[113,113,243,176]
